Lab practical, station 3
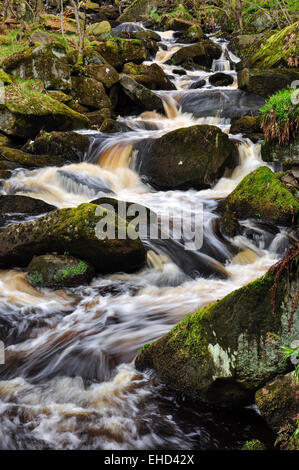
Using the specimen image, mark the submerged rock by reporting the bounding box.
[0,203,146,273]
[136,246,299,406]
[27,254,95,288]
[134,125,239,190]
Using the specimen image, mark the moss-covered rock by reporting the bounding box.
[243,10,273,34]
[175,25,204,44]
[0,146,66,168]
[87,21,112,37]
[230,115,262,139]
[2,43,72,91]
[22,131,90,162]
[262,135,299,164]
[238,68,299,98]
[118,0,159,22]
[119,74,164,112]
[0,203,146,273]
[71,76,112,110]
[135,125,239,190]
[122,62,175,90]
[86,108,114,129]
[92,39,147,70]
[229,32,272,62]
[246,21,299,69]
[136,247,299,406]
[0,69,12,85]
[168,40,221,68]
[255,373,298,435]
[27,254,95,288]
[219,166,299,228]
[0,84,89,138]
[80,63,119,89]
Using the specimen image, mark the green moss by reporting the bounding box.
[245,439,264,450]
[28,272,43,285]
[0,69,12,85]
[57,260,89,279]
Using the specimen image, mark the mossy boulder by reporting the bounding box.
[136,247,299,406]
[255,373,298,435]
[131,30,161,42]
[0,69,12,85]
[86,108,114,129]
[262,135,299,164]
[92,39,147,70]
[87,21,112,37]
[0,146,65,168]
[0,195,56,216]
[243,10,273,34]
[168,40,222,68]
[119,74,164,112]
[230,115,262,140]
[80,63,119,89]
[27,254,95,289]
[22,131,90,162]
[71,76,112,110]
[134,125,239,190]
[219,166,299,229]
[122,62,175,90]
[175,25,204,44]
[0,203,146,273]
[118,0,159,22]
[238,68,299,98]
[246,21,299,69]
[0,84,89,138]
[2,43,72,92]
[229,32,272,62]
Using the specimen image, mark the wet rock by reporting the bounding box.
[27,254,95,288]
[0,84,89,138]
[219,166,299,229]
[119,75,164,112]
[209,72,234,87]
[0,203,146,273]
[112,22,145,35]
[135,246,299,407]
[230,115,262,140]
[134,125,239,190]
[238,68,299,98]
[99,119,131,133]
[261,135,299,164]
[71,76,112,110]
[2,43,71,92]
[0,146,65,168]
[169,40,221,68]
[181,89,265,119]
[175,25,204,44]
[122,62,175,90]
[188,79,206,89]
[22,131,90,162]
[0,195,56,216]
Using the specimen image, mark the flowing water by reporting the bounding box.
[0,29,289,450]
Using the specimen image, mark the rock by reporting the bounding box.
[86,109,114,128]
[255,373,299,434]
[46,90,72,104]
[71,76,112,110]
[168,40,222,68]
[2,43,71,92]
[119,75,164,112]
[161,16,191,31]
[29,31,52,46]
[42,14,78,34]
[80,63,119,89]
[261,135,299,164]
[175,25,204,44]
[219,166,299,229]
[0,195,56,216]
[244,10,273,34]
[228,32,272,62]
[118,0,159,22]
[0,203,146,273]
[209,72,234,87]
[112,23,145,35]
[122,62,175,90]
[99,119,131,133]
[135,246,299,406]
[246,21,299,69]
[87,21,112,37]
[0,69,13,85]
[181,89,265,119]
[188,79,206,89]
[238,68,299,98]
[92,39,147,70]
[0,146,65,168]
[131,29,161,42]
[22,131,90,162]
[134,125,239,190]
[230,115,262,139]
[27,254,95,288]
[0,84,89,138]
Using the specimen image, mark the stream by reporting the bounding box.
[0,27,289,450]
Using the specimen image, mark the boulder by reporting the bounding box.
[119,75,164,112]
[86,109,114,128]
[209,72,234,87]
[80,63,119,89]
[188,79,206,89]
[244,10,273,34]
[92,39,147,70]
[219,166,299,230]
[0,203,146,273]
[136,246,299,406]
[134,125,239,190]
[261,135,299,164]
[27,254,95,288]
[118,0,159,22]
[122,62,175,90]
[175,25,204,44]
[238,68,299,98]
[0,195,56,216]
[86,21,112,37]
[168,40,222,68]
[2,43,71,92]
[0,84,89,138]
[71,76,112,110]
[0,69,13,85]
[228,32,272,62]
[230,115,262,140]
[0,146,66,168]
[22,131,90,162]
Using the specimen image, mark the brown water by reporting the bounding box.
[0,29,288,450]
